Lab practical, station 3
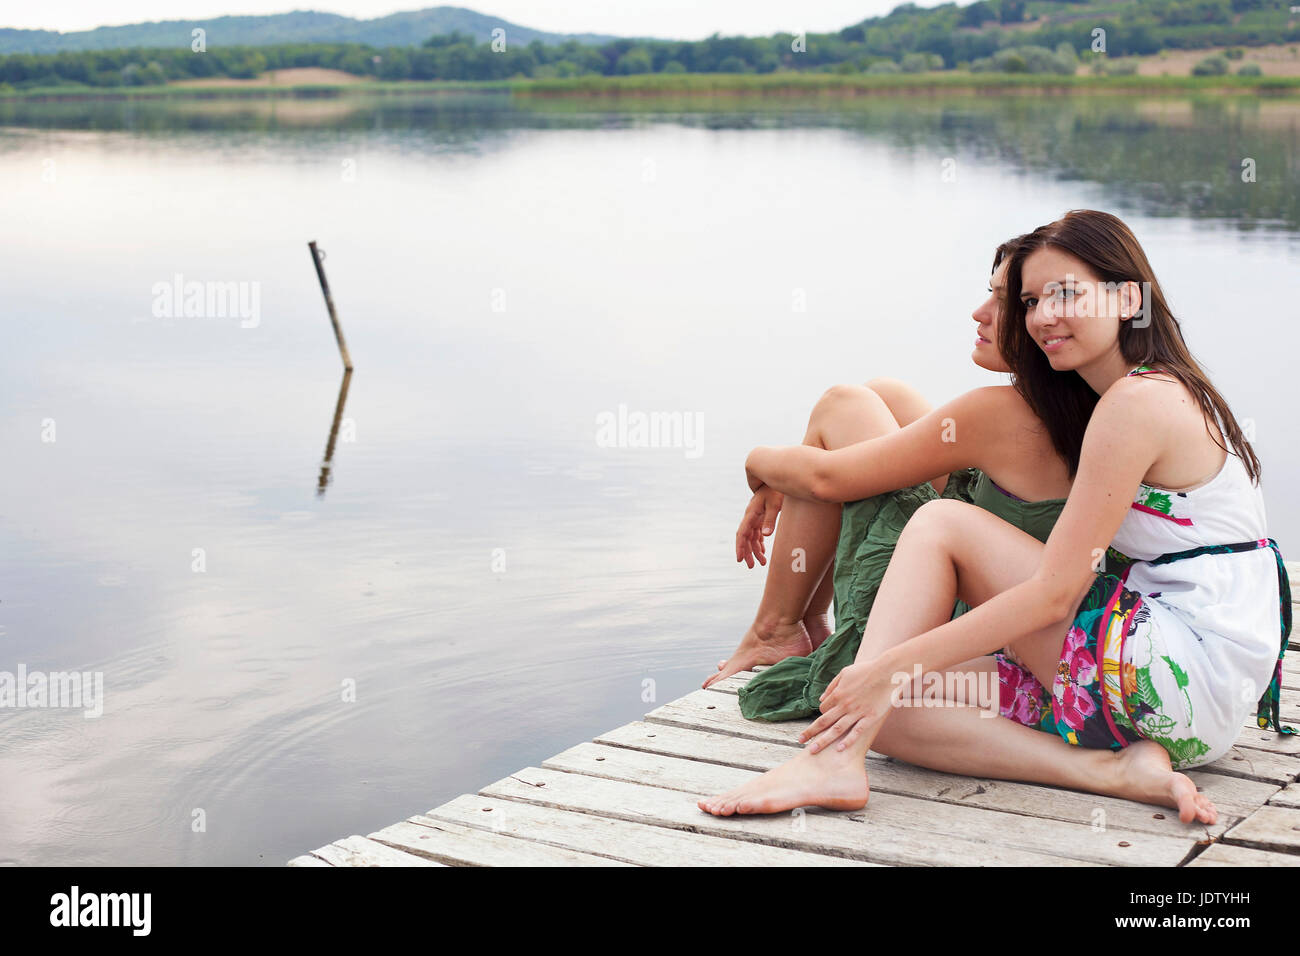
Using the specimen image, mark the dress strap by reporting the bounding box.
[1126,364,1161,377]
[1260,541,1294,735]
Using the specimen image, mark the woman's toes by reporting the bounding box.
[1197,796,1217,825]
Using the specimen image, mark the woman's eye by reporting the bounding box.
[1025,297,1038,308]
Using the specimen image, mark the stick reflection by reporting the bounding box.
[317,369,352,497]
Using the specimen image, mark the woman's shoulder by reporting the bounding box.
[948,384,1033,417]
[1089,366,1206,462]
[1098,366,1189,418]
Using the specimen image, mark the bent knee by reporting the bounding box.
[894,498,973,550]
[817,382,878,408]
[862,376,906,393]
[911,497,978,526]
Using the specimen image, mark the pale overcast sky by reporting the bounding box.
[4,2,940,39]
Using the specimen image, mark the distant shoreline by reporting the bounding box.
[3,71,1299,101]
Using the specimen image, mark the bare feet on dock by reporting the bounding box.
[1109,740,1217,825]
[704,620,814,689]
[697,741,869,816]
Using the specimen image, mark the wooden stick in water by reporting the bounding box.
[317,368,353,497]
[308,240,354,371]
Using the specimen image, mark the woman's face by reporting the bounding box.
[970,259,1011,374]
[1018,245,1136,372]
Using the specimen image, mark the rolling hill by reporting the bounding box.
[0,6,627,55]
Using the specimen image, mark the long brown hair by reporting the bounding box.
[992,236,1023,272]
[999,209,1260,482]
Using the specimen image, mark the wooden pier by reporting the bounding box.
[292,567,1300,867]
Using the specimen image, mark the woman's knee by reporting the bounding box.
[901,498,976,542]
[864,377,931,429]
[862,376,908,399]
[807,383,895,445]
[814,383,879,416]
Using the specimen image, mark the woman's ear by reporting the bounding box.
[1118,280,1143,323]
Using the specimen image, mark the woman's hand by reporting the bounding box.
[799,658,901,753]
[736,486,784,568]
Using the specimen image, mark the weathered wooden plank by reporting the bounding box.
[480,766,1100,867]
[1279,692,1300,722]
[1267,783,1300,808]
[597,719,1265,831]
[1188,842,1300,867]
[286,854,332,867]
[647,688,809,744]
[1232,722,1300,756]
[1201,745,1300,786]
[369,817,629,867]
[705,673,755,694]
[539,743,1195,866]
[422,793,877,867]
[309,835,443,867]
[1221,805,1300,854]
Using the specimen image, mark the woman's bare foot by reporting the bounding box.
[697,740,869,816]
[705,620,814,689]
[1108,740,1218,825]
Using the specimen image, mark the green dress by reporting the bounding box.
[736,468,1066,722]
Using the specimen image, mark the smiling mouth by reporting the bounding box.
[1042,335,1071,347]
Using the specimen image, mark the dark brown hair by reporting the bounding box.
[999,209,1259,482]
[992,236,1023,273]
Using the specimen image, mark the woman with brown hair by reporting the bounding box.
[699,209,1290,823]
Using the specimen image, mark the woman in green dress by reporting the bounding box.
[711,235,1092,725]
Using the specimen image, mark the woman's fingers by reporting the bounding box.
[806,714,854,754]
[762,496,782,536]
[736,515,759,566]
[800,703,841,742]
[835,718,867,752]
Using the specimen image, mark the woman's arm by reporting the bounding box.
[745,386,1010,502]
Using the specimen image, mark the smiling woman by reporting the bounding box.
[699,209,1292,825]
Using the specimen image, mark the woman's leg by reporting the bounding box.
[862,377,948,495]
[708,385,913,689]
[798,377,943,632]
[700,500,1217,823]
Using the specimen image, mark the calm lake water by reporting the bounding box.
[1,92,1297,865]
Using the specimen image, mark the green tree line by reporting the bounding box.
[2,0,1298,89]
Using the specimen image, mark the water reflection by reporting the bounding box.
[4,92,1296,230]
[0,91,1296,866]
[318,370,352,497]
